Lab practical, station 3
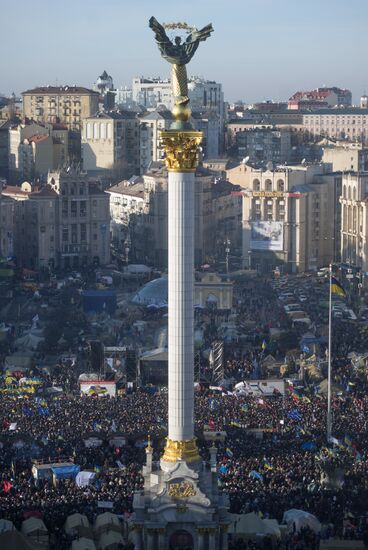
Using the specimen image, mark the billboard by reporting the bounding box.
[80,380,116,397]
[250,221,283,251]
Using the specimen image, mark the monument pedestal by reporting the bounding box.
[133,450,229,550]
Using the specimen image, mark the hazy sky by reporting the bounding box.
[1,0,367,103]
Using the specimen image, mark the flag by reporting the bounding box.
[226,448,233,458]
[329,436,340,446]
[209,398,216,410]
[302,344,310,353]
[219,464,228,475]
[292,392,301,402]
[302,396,311,403]
[249,470,263,481]
[208,418,215,430]
[261,340,266,351]
[263,460,273,471]
[288,409,302,421]
[94,465,102,474]
[344,435,352,448]
[3,481,12,493]
[301,441,317,451]
[230,421,241,428]
[331,277,346,297]
[111,420,117,432]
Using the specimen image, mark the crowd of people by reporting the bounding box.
[1,271,368,549]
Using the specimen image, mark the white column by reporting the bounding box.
[168,170,195,442]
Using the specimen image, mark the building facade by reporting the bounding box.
[303,109,368,143]
[235,128,292,165]
[22,86,99,131]
[340,172,368,271]
[288,87,352,110]
[227,163,337,273]
[22,170,110,270]
[139,110,173,175]
[82,111,140,177]
[322,143,368,172]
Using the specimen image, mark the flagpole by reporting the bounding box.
[327,263,332,441]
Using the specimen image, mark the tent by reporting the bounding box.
[65,513,91,536]
[75,471,96,488]
[282,509,321,533]
[21,518,48,544]
[318,378,343,396]
[229,513,281,539]
[97,531,124,550]
[52,464,80,480]
[262,519,281,538]
[0,530,43,550]
[0,519,15,533]
[15,334,44,350]
[71,538,97,550]
[229,512,265,536]
[94,513,121,534]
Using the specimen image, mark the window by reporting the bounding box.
[71,224,77,244]
[100,123,106,139]
[62,228,68,242]
[80,224,87,242]
[277,179,284,192]
[107,124,112,139]
[253,179,260,191]
[86,123,92,139]
[265,179,272,191]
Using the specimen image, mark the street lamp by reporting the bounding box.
[224,238,231,273]
[124,235,131,265]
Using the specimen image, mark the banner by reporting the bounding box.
[80,380,116,397]
[250,221,283,251]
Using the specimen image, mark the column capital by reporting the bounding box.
[161,130,202,172]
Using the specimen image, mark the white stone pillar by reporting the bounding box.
[167,170,195,442]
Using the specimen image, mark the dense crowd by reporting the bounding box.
[1,272,368,549]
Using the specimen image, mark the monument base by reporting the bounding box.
[132,450,229,550]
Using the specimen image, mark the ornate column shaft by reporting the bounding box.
[160,131,202,465]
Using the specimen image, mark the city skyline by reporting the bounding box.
[1,0,367,103]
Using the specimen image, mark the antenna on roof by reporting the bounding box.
[301,158,306,165]
[242,156,250,164]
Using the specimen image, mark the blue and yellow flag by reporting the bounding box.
[331,277,346,297]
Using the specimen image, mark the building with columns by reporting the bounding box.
[227,162,338,273]
[340,172,368,271]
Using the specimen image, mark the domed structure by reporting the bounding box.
[93,70,114,95]
[132,276,168,307]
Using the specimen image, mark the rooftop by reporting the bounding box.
[107,181,145,198]
[88,110,138,120]
[22,86,98,95]
[1,185,29,197]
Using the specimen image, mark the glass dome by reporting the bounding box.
[132,276,168,307]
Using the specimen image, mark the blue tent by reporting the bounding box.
[51,464,80,480]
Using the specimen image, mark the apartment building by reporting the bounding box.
[303,109,368,143]
[82,111,140,177]
[22,86,99,131]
